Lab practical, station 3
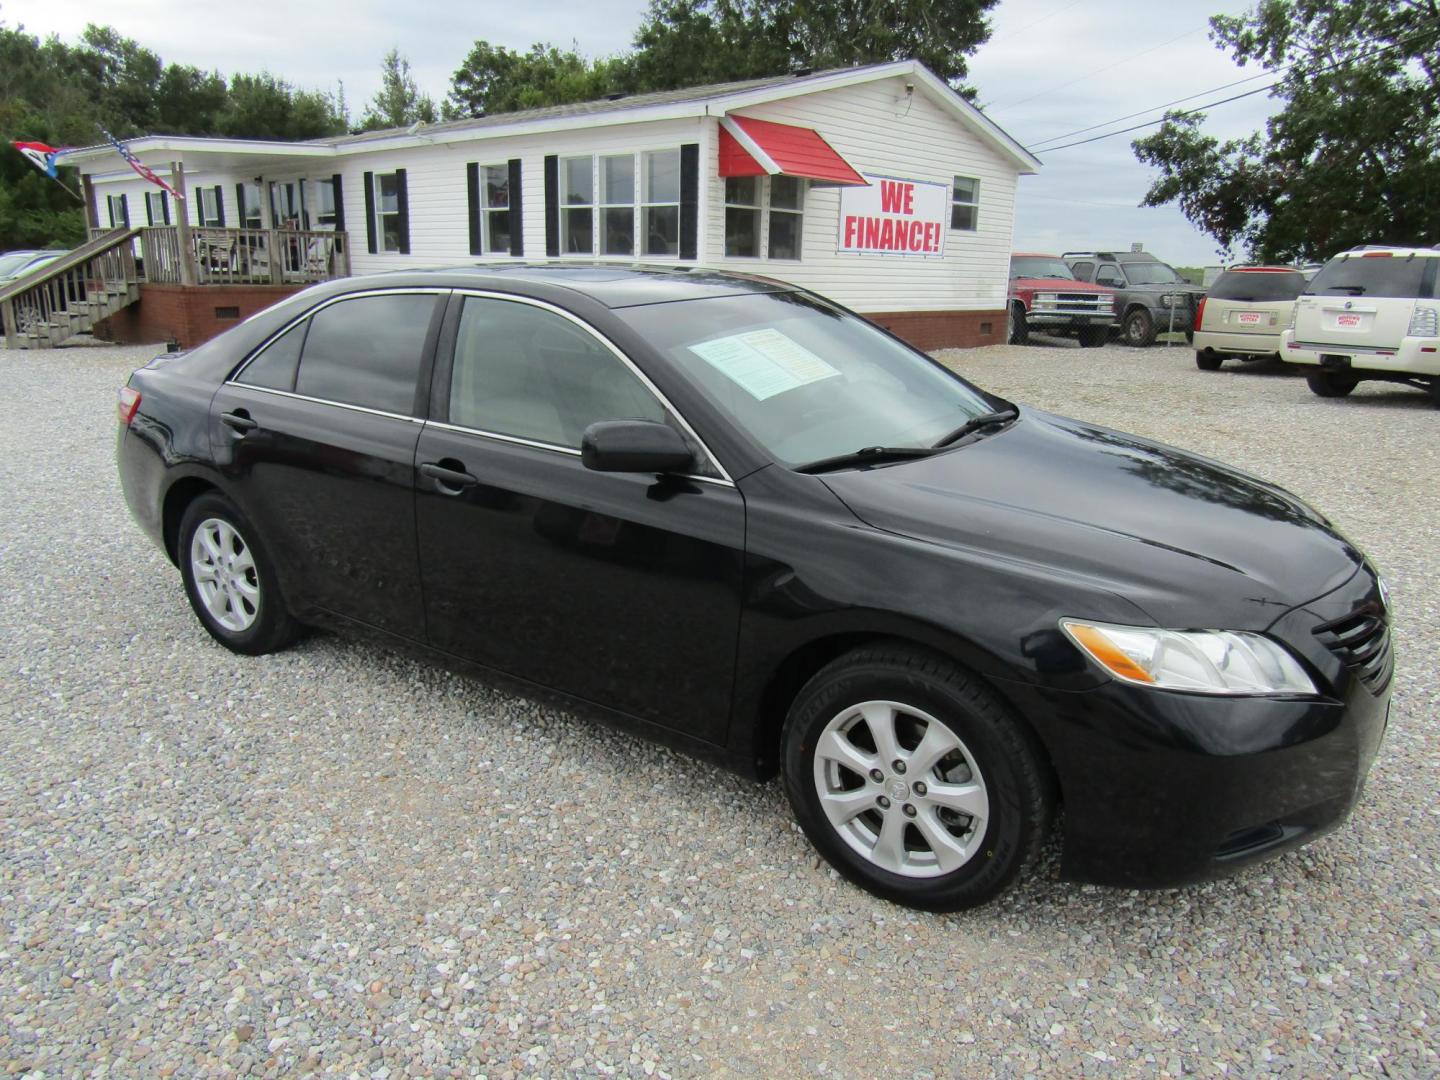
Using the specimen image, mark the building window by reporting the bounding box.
[374,172,404,252]
[197,186,224,227]
[313,179,339,229]
[480,165,510,253]
[238,183,263,228]
[561,156,595,255]
[145,191,168,226]
[767,176,805,260]
[107,194,129,228]
[951,176,979,231]
[641,149,680,256]
[724,177,760,258]
[599,154,634,256]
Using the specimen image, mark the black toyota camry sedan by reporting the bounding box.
[116,265,1391,910]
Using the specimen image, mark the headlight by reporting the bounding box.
[1159,293,1180,307]
[1036,292,1058,303]
[1060,619,1317,695]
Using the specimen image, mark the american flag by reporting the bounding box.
[101,128,184,201]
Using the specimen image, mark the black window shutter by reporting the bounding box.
[235,183,246,226]
[508,158,523,257]
[145,195,154,227]
[331,173,345,233]
[466,163,482,256]
[544,154,559,258]
[679,143,699,261]
[395,168,410,254]
[162,192,170,225]
[120,193,130,227]
[213,185,226,227]
[363,171,377,254]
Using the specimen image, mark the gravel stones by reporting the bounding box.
[0,337,1435,1077]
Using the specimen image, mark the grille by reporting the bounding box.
[1057,293,1107,304]
[1312,607,1393,695]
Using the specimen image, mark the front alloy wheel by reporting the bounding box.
[190,517,260,632]
[782,645,1053,911]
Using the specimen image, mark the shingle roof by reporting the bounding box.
[319,66,866,147]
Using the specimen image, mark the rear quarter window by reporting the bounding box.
[1208,270,1306,302]
[1307,256,1437,299]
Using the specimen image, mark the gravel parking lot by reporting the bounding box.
[2,334,1436,1078]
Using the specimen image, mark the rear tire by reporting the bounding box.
[1195,350,1223,371]
[178,493,300,655]
[781,645,1053,911]
[1306,371,1358,398]
[1007,302,1029,345]
[1078,325,1108,348]
[1122,309,1156,347]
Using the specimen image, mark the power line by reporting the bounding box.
[1035,80,1282,153]
[986,0,1085,48]
[1027,27,1440,151]
[985,25,1208,113]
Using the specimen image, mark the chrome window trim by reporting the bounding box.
[225,382,426,424]
[450,288,734,483]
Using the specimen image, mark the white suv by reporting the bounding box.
[1282,245,1440,406]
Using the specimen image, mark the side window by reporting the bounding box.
[1096,266,1124,287]
[1070,261,1094,281]
[449,297,666,449]
[294,293,436,414]
[237,322,307,391]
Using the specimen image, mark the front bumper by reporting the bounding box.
[1003,570,1391,888]
[1027,310,1115,329]
[1194,328,1283,357]
[1282,330,1440,376]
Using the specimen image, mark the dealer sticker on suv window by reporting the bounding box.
[689,328,841,400]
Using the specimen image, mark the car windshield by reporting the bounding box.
[1306,254,1434,298]
[0,252,37,276]
[1208,269,1306,302]
[1010,257,1075,280]
[1123,262,1186,285]
[615,292,998,468]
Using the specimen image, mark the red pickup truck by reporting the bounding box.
[1008,253,1116,347]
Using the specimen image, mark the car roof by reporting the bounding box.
[353,263,799,308]
[1332,245,1440,259]
[1011,252,1069,259]
[1062,251,1163,263]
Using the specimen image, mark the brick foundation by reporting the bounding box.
[864,309,1005,351]
[96,283,307,349]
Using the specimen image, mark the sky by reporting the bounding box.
[2,0,1281,265]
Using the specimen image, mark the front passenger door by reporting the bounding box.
[413,294,746,743]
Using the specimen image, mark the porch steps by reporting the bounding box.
[0,229,142,350]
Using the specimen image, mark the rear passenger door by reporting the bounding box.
[210,288,446,639]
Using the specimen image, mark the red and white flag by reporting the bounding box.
[12,140,66,178]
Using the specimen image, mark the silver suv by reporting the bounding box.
[1282,245,1440,406]
[1064,251,1208,347]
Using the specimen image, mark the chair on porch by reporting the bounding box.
[195,229,238,280]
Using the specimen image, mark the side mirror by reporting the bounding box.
[581,420,695,474]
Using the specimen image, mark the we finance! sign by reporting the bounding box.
[838,175,949,258]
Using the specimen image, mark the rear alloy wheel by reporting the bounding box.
[1078,325,1108,348]
[1122,308,1156,347]
[1306,371,1358,398]
[1196,350,1223,371]
[782,646,1052,911]
[1007,302,1029,345]
[179,493,300,655]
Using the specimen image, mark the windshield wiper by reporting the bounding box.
[931,407,1019,449]
[794,445,939,475]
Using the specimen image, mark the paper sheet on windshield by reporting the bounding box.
[688,328,840,401]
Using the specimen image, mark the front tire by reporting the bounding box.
[781,645,1053,911]
[1078,325,1108,348]
[1306,371,1358,398]
[178,493,300,655]
[1122,309,1156,347]
[1007,302,1029,345]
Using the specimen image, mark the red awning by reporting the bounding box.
[718,116,867,187]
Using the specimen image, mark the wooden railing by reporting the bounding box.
[2,228,141,348]
[90,226,351,286]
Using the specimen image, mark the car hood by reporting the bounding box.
[820,409,1363,629]
[1011,276,1111,294]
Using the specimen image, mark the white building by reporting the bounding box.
[64,60,1038,349]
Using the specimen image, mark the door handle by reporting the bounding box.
[420,461,478,492]
[221,409,258,433]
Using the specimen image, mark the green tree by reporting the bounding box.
[446,42,622,118]
[360,49,438,131]
[218,73,347,140]
[1132,0,1440,261]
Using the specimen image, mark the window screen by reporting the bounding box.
[449,297,665,448]
[237,322,306,391]
[294,293,435,414]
